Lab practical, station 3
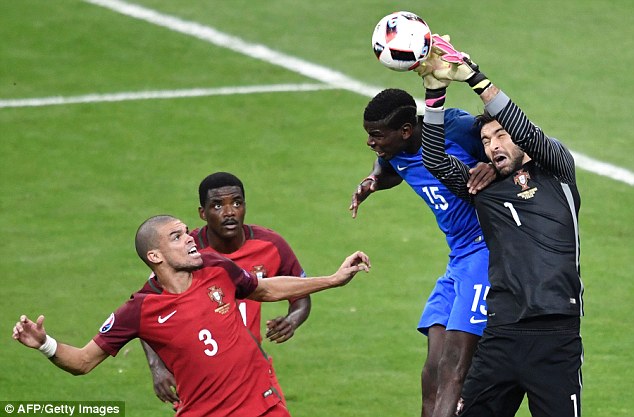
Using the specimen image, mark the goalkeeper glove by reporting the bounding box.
[454,56,492,95]
[414,34,456,80]
[415,35,492,95]
[414,34,453,107]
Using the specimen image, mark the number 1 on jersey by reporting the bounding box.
[504,202,522,226]
[238,301,247,326]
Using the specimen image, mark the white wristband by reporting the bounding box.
[38,335,58,358]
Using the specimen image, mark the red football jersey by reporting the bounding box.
[93,252,286,417]
[191,224,305,343]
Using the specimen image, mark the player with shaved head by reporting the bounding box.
[13,214,370,417]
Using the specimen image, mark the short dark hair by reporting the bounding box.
[198,172,245,207]
[474,111,496,133]
[135,215,177,267]
[364,88,418,130]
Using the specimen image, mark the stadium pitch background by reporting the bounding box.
[1,1,632,416]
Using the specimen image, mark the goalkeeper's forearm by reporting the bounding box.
[479,84,500,105]
[460,60,499,105]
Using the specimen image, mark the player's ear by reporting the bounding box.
[198,206,206,221]
[147,250,162,265]
[401,123,413,140]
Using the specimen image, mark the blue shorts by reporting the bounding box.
[418,247,489,336]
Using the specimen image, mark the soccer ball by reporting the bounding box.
[371,11,432,72]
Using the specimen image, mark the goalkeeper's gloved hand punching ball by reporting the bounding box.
[414,34,491,96]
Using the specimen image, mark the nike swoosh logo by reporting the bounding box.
[396,164,408,171]
[158,310,177,324]
[469,316,487,324]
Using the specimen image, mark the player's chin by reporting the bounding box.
[220,227,241,239]
[182,259,204,271]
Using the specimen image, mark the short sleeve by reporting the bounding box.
[92,294,145,356]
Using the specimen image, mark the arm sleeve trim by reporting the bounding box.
[424,107,445,125]
[485,90,510,116]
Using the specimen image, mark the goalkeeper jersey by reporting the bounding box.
[421,92,584,327]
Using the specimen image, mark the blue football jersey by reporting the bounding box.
[380,108,487,259]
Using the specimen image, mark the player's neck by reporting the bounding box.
[156,269,193,294]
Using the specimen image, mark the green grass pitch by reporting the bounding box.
[1,1,633,416]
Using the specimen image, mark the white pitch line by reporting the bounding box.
[44,0,629,186]
[571,152,634,186]
[83,0,384,99]
[0,84,337,108]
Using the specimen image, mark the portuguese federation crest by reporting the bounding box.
[208,286,230,314]
[252,265,267,279]
[514,169,537,199]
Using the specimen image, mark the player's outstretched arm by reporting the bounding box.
[249,251,371,302]
[266,297,311,343]
[13,314,108,375]
[421,106,472,201]
[350,160,402,218]
[140,339,179,403]
[349,175,377,219]
[443,45,575,182]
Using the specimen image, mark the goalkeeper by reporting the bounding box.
[418,38,584,417]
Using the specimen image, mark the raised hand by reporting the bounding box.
[349,176,377,218]
[332,251,371,286]
[13,315,47,349]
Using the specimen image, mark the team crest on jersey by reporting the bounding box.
[514,169,538,199]
[99,313,115,333]
[208,286,230,314]
[252,265,267,279]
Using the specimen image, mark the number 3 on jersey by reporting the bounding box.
[198,329,219,356]
[199,302,249,357]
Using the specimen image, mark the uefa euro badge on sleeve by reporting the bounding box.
[99,313,115,333]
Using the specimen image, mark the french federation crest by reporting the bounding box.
[208,286,230,314]
[514,169,537,199]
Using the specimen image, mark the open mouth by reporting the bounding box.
[492,154,507,168]
[372,149,387,159]
[222,220,239,229]
[368,145,385,158]
[188,247,200,257]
